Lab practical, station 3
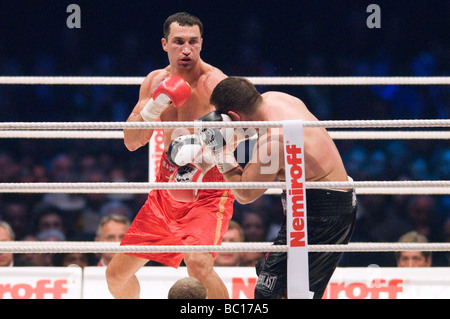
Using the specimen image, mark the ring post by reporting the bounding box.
[282,120,312,299]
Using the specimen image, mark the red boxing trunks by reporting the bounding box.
[120,152,235,268]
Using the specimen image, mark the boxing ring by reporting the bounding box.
[0,75,449,299]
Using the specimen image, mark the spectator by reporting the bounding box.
[0,223,36,266]
[0,221,15,267]
[0,152,21,182]
[1,200,30,240]
[33,205,66,236]
[240,210,267,242]
[405,195,435,238]
[99,201,133,220]
[168,277,207,299]
[215,220,244,267]
[78,170,109,236]
[52,253,93,268]
[37,229,66,242]
[49,153,76,182]
[15,234,40,266]
[239,211,267,266]
[28,229,67,267]
[37,194,85,239]
[395,231,432,267]
[94,214,130,266]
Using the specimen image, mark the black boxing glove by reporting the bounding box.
[198,111,240,174]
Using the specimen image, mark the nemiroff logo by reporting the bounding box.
[323,279,404,299]
[0,279,68,299]
[230,277,404,299]
[285,143,306,247]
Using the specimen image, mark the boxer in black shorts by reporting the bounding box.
[255,189,357,299]
[199,77,358,299]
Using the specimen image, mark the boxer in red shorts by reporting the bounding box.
[121,151,233,268]
[105,12,234,299]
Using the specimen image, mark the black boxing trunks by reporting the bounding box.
[255,189,357,299]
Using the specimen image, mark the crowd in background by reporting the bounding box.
[0,2,449,268]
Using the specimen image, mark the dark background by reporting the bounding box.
[0,1,449,267]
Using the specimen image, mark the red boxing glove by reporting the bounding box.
[153,75,191,108]
[141,75,191,122]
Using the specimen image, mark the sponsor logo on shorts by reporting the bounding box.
[255,272,278,292]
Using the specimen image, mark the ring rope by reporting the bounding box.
[0,181,448,194]
[0,241,449,253]
[328,130,450,140]
[265,187,450,195]
[1,79,448,256]
[1,130,449,140]
[0,130,124,139]
[0,119,449,130]
[1,76,450,86]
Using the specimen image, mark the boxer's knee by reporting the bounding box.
[184,253,214,280]
[105,260,127,287]
[105,253,145,288]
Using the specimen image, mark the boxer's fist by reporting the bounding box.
[152,75,191,108]
[167,134,203,166]
[198,111,240,174]
[198,111,234,151]
[167,133,216,202]
[140,75,191,122]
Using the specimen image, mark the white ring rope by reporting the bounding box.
[0,119,450,130]
[328,130,450,140]
[1,76,450,85]
[1,130,450,140]
[0,241,449,254]
[0,181,448,194]
[1,78,449,256]
[0,130,124,139]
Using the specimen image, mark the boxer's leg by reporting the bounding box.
[106,253,149,299]
[184,252,230,299]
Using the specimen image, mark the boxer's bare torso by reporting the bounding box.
[225,91,349,203]
[123,22,226,152]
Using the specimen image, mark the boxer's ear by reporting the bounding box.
[228,111,241,121]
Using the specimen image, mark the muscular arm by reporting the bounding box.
[123,71,166,151]
[222,133,284,204]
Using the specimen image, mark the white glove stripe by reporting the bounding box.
[140,94,171,122]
